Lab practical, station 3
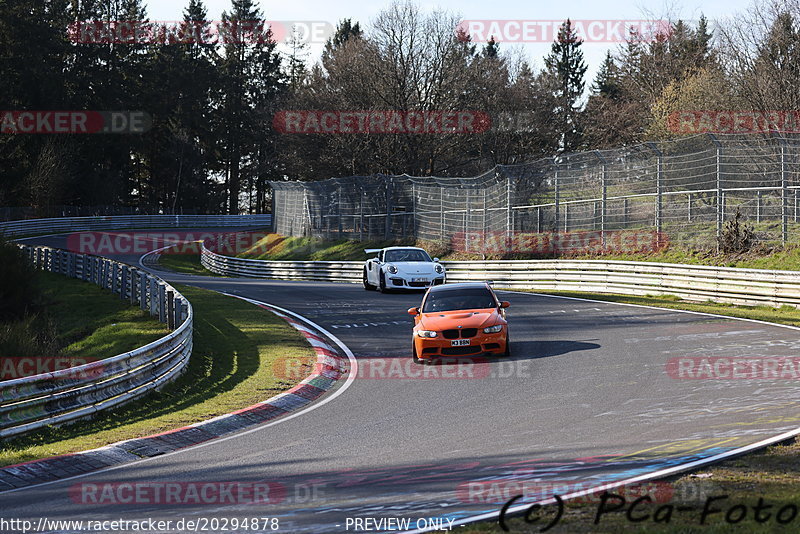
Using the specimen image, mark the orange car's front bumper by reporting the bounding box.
[413,328,508,360]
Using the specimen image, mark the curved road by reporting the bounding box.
[5,232,800,532]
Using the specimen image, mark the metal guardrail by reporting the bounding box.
[0,245,193,440]
[201,244,800,309]
[0,214,273,238]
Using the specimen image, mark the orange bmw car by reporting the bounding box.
[407,282,510,363]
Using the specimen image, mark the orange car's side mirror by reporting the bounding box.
[407,307,420,316]
[500,301,511,308]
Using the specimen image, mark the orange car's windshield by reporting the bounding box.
[422,288,497,313]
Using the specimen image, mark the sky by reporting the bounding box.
[144,0,756,85]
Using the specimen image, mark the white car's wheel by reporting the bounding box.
[363,268,376,290]
[378,271,388,292]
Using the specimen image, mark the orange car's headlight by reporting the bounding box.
[483,325,503,334]
[417,330,438,338]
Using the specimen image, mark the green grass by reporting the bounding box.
[157,250,222,277]
[0,272,169,363]
[37,272,170,360]
[237,234,417,261]
[0,284,315,466]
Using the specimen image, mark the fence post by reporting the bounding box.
[708,133,723,250]
[756,191,762,223]
[564,203,569,232]
[482,188,487,236]
[384,177,393,240]
[465,189,471,253]
[439,187,444,243]
[623,198,628,226]
[337,185,343,239]
[359,188,364,241]
[597,151,607,246]
[688,193,692,222]
[411,182,417,239]
[506,173,512,252]
[553,160,560,232]
[646,142,663,246]
[537,207,542,233]
[776,134,789,245]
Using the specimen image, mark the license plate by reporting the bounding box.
[451,339,470,346]
[412,277,430,283]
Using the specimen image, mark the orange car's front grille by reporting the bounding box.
[442,328,478,339]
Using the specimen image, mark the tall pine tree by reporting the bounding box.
[544,19,587,152]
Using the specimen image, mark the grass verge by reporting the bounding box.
[39,272,170,360]
[0,284,315,466]
[156,249,222,277]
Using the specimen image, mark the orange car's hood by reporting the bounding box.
[419,308,500,331]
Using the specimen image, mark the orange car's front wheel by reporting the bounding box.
[412,342,424,364]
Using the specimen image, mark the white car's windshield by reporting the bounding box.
[422,288,497,313]
[384,249,432,263]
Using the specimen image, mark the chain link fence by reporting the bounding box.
[270,132,800,252]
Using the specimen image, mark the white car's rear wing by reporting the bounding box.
[364,248,382,255]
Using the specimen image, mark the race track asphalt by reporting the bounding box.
[5,232,800,533]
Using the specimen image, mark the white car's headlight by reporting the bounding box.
[386,264,398,274]
[435,264,444,274]
[483,325,503,334]
[417,330,438,338]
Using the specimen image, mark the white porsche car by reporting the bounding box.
[363,247,446,292]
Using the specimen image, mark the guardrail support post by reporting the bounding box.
[120,266,128,299]
[173,296,182,328]
[167,290,175,329]
[140,273,148,310]
[111,263,118,294]
[129,268,137,304]
[150,279,158,316]
[158,284,166,323]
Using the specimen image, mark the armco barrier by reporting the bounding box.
[0,214,272,238]
[200,243,800,309]
[0,245,193,440]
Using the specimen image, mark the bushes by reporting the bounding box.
[718,209,756,253]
